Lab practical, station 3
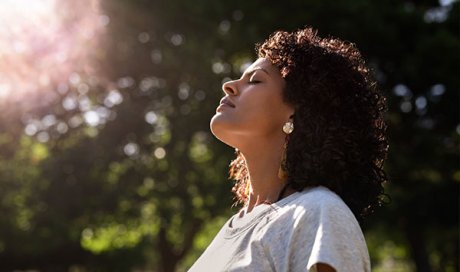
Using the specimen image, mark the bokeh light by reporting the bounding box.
[0,0,107,104]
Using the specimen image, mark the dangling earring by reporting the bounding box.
[283,121,294,134]
[278,121,294,180]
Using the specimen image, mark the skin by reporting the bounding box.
[316,263,336,272]
[210,57,336,272]
[210,58,294,211]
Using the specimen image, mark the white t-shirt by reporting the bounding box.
[188,186,370,272]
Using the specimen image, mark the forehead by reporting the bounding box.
[245,58,277,73]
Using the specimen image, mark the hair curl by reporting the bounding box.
[229,27,389,221]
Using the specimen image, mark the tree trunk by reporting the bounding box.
[404,224,432,272]
[158,218,203,272]
[158,226,179,272]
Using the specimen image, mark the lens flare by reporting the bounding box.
[0,0,107,105]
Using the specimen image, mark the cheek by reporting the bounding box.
[244,90,285,120]
[235,91,286,132]
[210,87,288,142]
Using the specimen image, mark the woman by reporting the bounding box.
[189,27,388,272]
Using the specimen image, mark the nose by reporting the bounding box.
[222,80,238,96]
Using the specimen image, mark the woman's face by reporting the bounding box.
[210,58,294,148]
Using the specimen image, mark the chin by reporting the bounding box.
[210,113,238,148]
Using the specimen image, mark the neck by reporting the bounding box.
[238,134,289,213]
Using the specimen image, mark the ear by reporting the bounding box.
[287,108,295,121]
[283,101,295,119]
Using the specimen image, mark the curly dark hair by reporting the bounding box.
[229,27,389,221]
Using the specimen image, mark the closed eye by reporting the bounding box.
[248,80,261,84]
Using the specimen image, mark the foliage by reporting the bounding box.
[0,0,458,271]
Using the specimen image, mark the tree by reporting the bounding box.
[0,0,457,271]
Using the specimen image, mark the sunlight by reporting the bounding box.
[0,0,55,16]
[0,0,107,103]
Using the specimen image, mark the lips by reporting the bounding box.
[219,97,235,108]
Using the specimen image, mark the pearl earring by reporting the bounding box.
[282,121,294,134]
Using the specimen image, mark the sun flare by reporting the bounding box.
[0,0,107,103]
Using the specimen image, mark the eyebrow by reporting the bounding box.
[242,67,270,78]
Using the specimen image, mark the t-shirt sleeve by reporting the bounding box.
[302,193,371,272]
[258,188,371,272]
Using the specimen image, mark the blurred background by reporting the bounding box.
[0,0,458,271]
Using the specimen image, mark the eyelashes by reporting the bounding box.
[248,80,261,84]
